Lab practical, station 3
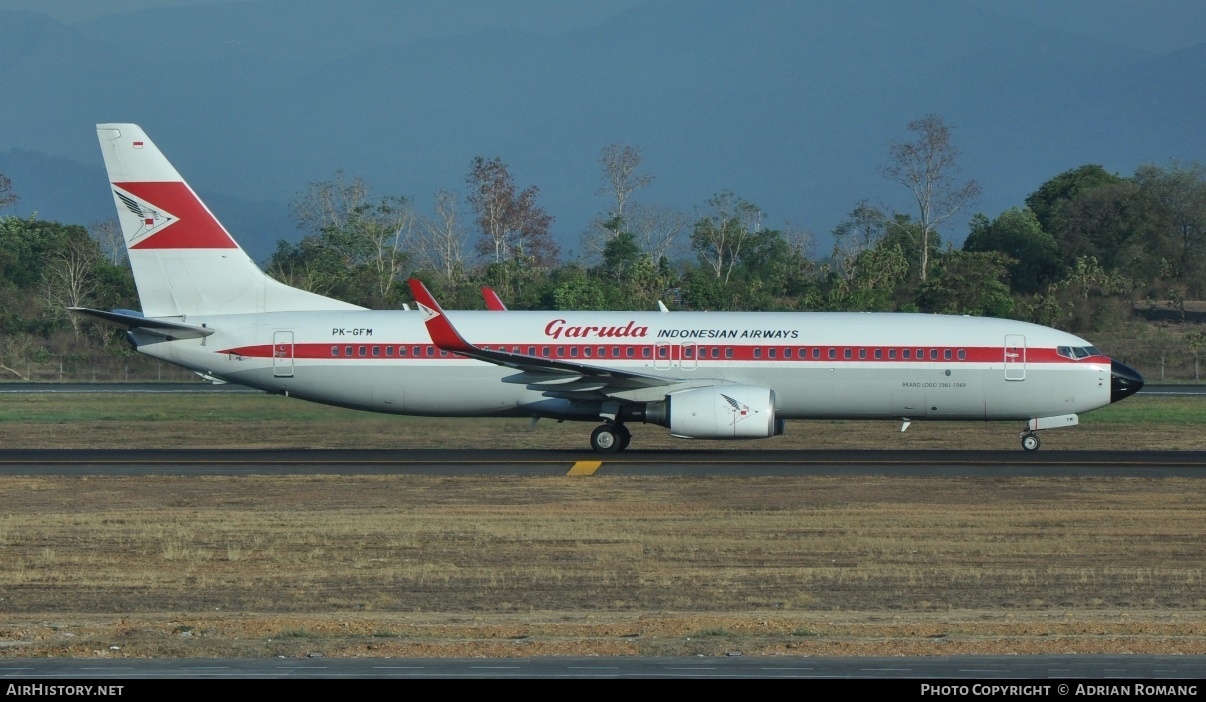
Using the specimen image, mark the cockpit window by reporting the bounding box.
[1059,345,1102,360]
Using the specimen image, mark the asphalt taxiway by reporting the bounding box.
[1,654,1203,679]
[0,448,1203,477]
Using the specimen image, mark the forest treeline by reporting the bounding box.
[0,116,1203,381]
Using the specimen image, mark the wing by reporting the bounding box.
[407,279,680,390]
[481,286,508,311]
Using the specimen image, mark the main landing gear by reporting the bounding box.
[1020,431,1041,452]
[590,423,632,453]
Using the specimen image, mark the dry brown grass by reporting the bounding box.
[0,474,1203,658]
[0,393,1203,658]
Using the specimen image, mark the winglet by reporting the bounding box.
[407,279,475,353]
[482,286,508,311]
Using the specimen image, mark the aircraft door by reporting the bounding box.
[681,342,698,370]
[654,342,673,370]
[1004,334,1026,381]
[273,331,294,378]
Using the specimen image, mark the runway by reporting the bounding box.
[1,448,1204,477]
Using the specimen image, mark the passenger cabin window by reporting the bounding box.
[584,347,593,358]
[398,346,407,356]
[358,346,367,357]
[843,348,852,360]
[958,349,966,360]
[346,345,354,356]
[385,346,393,357]
[784,348,792,359]
[902,349,910,360]
[626,347,634,358]
[724,348,732,359]
[813,348,821,360]
[888,349,896,360]
[828,348,837,360]
[858,349,866,360]
[642,348,651,358]
[571,347,579,357]
[930,349,938,360]
[331,346,339,357]
[542,346,550,357]
[557,347,565,357]
[769,348,777,359]
[874,349,882,360]
[372,346,380,357]
[944,349,952,361]
[754,348,762,359]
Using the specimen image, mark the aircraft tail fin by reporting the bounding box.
[95,124,362,317]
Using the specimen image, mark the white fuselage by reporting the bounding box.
[133,309,1112,423]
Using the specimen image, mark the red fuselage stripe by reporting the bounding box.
[220,343,1107,365]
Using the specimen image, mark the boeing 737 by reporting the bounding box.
[76,124,1144,453]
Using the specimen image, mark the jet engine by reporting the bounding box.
[636,385,783,439]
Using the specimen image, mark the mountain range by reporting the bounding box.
[1,0,1203,263]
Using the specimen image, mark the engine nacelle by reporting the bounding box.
[661,385,782,439]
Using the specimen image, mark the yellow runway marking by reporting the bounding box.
[567,461,602,475]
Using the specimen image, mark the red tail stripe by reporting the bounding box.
[114,181,237,249]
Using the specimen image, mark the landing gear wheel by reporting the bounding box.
[1021,432,1041,452]
[591,424,621,453]
[616,425,632,451]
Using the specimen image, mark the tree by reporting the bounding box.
[0,173,16,211]
[916,250,1015,317]
[963,208,1062,294]
[44,238,101,334]
[276,173,415,307]
[466,156,557,268]
[1025,164,1123,236]
[583,144,660,260]
[826,240,910,312]
[596,143,653,223]
[1186,331,1206,382]
[881,115,981,281]
[691,191,761,283]
[89,219,126,266]
[1133,161,1206,295]
[413,189,469,283]
[1052,180,1145,274]
[832,200,888,274]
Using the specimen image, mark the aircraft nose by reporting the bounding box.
[1110,360,1144,403]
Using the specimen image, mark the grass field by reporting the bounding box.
[0,392,1203,450]
[0,392,1203,658]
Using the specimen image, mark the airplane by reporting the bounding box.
[76,124,1144,453]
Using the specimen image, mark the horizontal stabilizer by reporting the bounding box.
[69,307,214,339]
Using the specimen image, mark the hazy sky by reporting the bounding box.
[9,0,1205,55]
[3,0,225,22]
